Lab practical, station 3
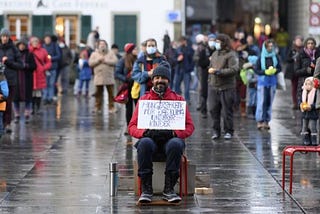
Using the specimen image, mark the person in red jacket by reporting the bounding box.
[29,36,52,114]
[128,63,194,203]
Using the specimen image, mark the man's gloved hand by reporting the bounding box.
[265,66,277,75]
[143,129,175,143]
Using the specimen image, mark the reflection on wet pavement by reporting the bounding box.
[0,88,319,213]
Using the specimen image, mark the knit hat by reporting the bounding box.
[0,28,10,37]
[124,43,135,53]
[208,33,216,40]
[242,62,253,70]
[151,65,171,81]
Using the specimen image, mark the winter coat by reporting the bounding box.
[115,58,131,83]
[176,44,195,72]
[78,59,92,81]
[29,44,52,90]
[88,49,118,86]
[14,49,36,102]
[208,49,239,90]
[128,87,194,139]
[255,55,282,87]
[295,49,320,78]
[285,47,301,80]
[43,42,61,71]
[59,45,73,69]
[132,53,167,96]
[0,39,24,86]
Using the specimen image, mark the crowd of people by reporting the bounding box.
[2,24,320,203]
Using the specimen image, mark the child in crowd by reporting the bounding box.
[240,62,257,119]
[300,77,318,146]
[77,51,92,97]
[0,63,9,137]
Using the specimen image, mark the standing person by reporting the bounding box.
[88,39,118,114]
[0,28,24,133]
[255,39,282,130]
[111,44,122,60]
[275,27,290,62]
[42,33,61,105]
[77,50,92,97]
[132,38,167,98]
[0,63,9,138]
[173,36,195,104]
[195,33,215,118]
[300,77,318,145]
[115,43,138,142]
[295,37,320,105]
[29,36,52,114]
[57,39,73,95]
[207,34,239,140]
[285,35,303,110]
[163,41,178,89]
[14,39,36,123]
[128,65,194,203]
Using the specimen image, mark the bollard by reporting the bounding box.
[109,162,118,196]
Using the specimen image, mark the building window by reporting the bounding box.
[7,15,29,41]
[55,15,78,47]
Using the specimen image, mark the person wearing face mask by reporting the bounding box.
[195,33,216,118]
[132,38,167,98]
[207,34,239,140]
[128,64,194,203]
[89,39,118,114]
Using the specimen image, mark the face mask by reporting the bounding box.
[146,47,157,55]
[215,42,221,50]
[208,41,216,48]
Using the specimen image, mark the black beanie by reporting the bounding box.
[152,65,171,81]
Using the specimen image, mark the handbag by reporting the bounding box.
[276,71,286,91]
[114,83,129,104]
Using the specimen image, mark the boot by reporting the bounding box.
[240,101,246,117]
[311,133,318,146]
[163,172,181,203]
[139,175,153,203]
[302,133,311,146]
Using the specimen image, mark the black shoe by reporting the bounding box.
[163,172,181,203]
[14,116,20,124]
[139,175,153,203]
[163,191,181,203]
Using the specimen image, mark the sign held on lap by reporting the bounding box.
[137,100,186,130]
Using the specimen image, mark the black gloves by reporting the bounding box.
[143,129,175,143]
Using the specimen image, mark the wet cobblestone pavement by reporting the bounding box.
[0,86,319,213]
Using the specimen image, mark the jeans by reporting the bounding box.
[43,69,57,101]
[173,68,191,102]
[135,137,185,178]
[255,85,276,122]
[78,79,90,94]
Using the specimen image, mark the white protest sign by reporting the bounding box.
[137,100,186,130]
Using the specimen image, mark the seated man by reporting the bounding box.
[128,64,195,203]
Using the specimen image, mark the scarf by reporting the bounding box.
[302,77,316,106]
[260,42,278,70]
[303,47,316,61]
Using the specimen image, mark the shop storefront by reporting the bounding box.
[0,0,178,52]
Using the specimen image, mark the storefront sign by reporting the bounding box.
[0,0,107,10]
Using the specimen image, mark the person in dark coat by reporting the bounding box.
[285,35,303,110]
[0,28,24,133]
[14,39,36,123]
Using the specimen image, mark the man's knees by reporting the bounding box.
[166,138,185,152]
[136,137,156,152]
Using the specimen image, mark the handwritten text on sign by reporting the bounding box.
[137,100,186,130]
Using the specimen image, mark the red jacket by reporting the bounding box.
[128,88,194,139]
[29,43,52,90]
